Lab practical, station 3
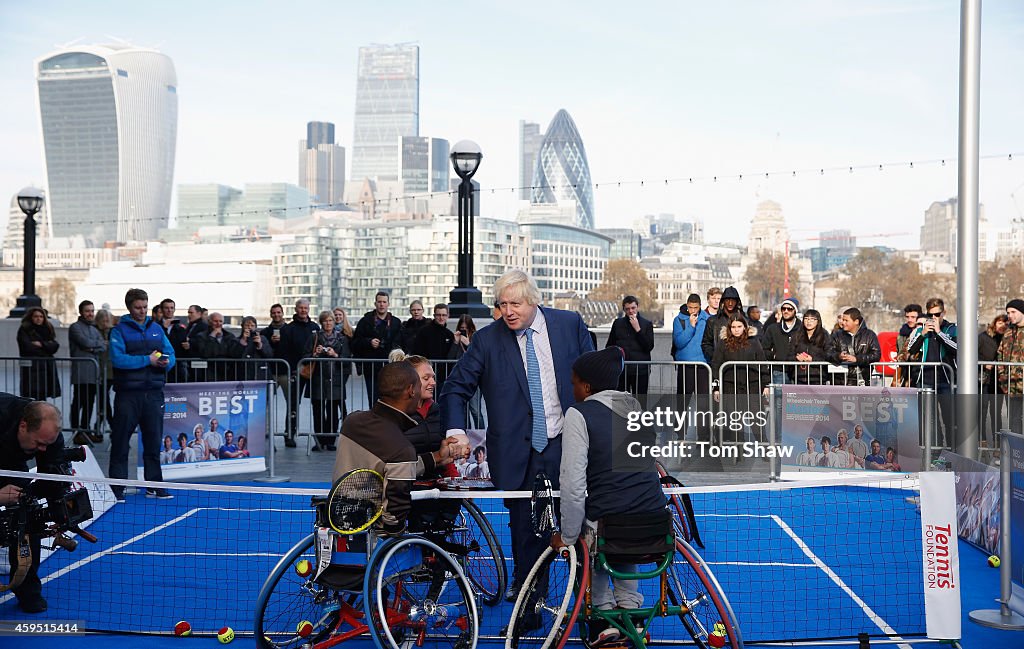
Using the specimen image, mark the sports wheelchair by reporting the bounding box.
[506,474,743,649]
[254,469,504,649]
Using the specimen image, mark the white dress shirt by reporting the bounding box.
[517,308,564,439]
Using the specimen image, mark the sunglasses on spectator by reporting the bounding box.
[781,306,795,311]
[927,311,942,317]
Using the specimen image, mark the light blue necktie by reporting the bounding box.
[525,328,548,453]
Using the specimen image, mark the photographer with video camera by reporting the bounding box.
[0,392,65,613]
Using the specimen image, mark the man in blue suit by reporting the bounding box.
[440,269,594,604]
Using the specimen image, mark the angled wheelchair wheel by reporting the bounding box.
[452,499,507,606]
[667,537,743,649]
[366,536,479,649]
[255,534,345,649]
[505,542,588,649]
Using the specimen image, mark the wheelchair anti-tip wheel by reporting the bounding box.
[366,536,479,649]
[255,534,344,649]
[505,542,588,649]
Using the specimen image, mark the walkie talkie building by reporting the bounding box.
[36,44,177,243]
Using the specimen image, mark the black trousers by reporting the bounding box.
[505,435,562,587]
[618,366,650,398]
[71,383,99,430]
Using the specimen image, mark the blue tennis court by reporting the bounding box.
[0,480,930,647]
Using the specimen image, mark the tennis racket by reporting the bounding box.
[530,472,558,537]
[325,468,385,534]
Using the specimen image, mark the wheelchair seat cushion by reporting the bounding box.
[314,564,366,592]
[597,508,674,561]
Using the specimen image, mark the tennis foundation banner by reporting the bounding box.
[136,380,268,479]
[778,385,922,472]
[919,471,961,640]
[1007,432,1024,618]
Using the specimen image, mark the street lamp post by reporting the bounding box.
[447,140,490,318]
[8,187,45,319]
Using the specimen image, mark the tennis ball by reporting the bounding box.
[297,620,313,637]
[708,622,727,648]
[217,627,234,644]
[173,620,191,637]
[295,559,312,577]
[988,555,1001,568]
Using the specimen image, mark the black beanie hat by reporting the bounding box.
[572,347,624,393]
[1007,299,1024,314]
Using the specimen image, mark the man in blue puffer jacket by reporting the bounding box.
[109,288,176,501]
[672,293,711,440]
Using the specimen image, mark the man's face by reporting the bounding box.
[164,436,172,449]
[225,432,233,445]
[926,306,944,324]
[840,314,859,333]
[475,449,485,463]
[571,372,589,402]
[821,439,832,453]
[160,302,174,320]
[854,425,863,439]
[210,314,224,331]
[780,304,796,322]
[402,378,423,415]
[270,306,284,324]
[749,308,762,322]
[129,299,149,323]
[210,419,218,431]
[81,304,96,322]
[806,438,815,452]
[498,290,538,332]
[904,311,919,327]
[18,417,61,455]
[410,303,424,320]
[1008,308,1024,326]
[871,441,881,455]
[623,302,638,317]
[722,298,738,314]
[434,308,449,326]
[708,293,722,310]
[187,306,201,322]
[686,302,701,315]
[296,302,310,320]
[837,432,848,447]
[375,296,389,316]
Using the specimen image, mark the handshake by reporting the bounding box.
[435,434,470,466]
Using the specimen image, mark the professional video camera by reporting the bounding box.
[0,446,98,555]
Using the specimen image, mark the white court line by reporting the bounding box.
[707,561,817,568]
[770,514,912,649]
[0,507,202,605]
[106,551,286,557]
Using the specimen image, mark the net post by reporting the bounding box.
[968,428,1024,629]
[920,388,936,470]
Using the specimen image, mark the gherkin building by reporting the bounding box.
[530,109,595,230]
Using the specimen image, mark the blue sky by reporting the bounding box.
[1,0,1022,249]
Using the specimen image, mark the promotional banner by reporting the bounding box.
[938,450,1000,555]
[780,385,921,472]
[1008,432,1024,617]
[919,471,961,639]
[137,381,268,479]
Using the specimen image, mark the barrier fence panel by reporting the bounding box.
[0,356,103,444]
[979,361,1024,448]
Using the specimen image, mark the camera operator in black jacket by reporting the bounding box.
[0,393,65,613]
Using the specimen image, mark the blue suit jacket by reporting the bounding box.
[439,307,595,490]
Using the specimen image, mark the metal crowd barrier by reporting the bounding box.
[0,356,104,441]
[978,361,1024,451]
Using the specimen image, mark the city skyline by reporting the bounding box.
[1,1,1022,250]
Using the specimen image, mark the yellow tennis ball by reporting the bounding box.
[295,559,312,577]
[708,622,727,648]
[217,627,234,644]
[297,620,313,637]
[988,555,1001,568]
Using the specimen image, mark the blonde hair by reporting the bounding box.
[493,269,542,306]
[388,349,407,363]
[332,307,354,337]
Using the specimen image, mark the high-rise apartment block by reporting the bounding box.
[36,44,178,243]
[518,121,543,200]
[920,197,988,267]
[350,44,419,183]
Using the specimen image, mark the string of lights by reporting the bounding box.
[12,152,1020,229]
